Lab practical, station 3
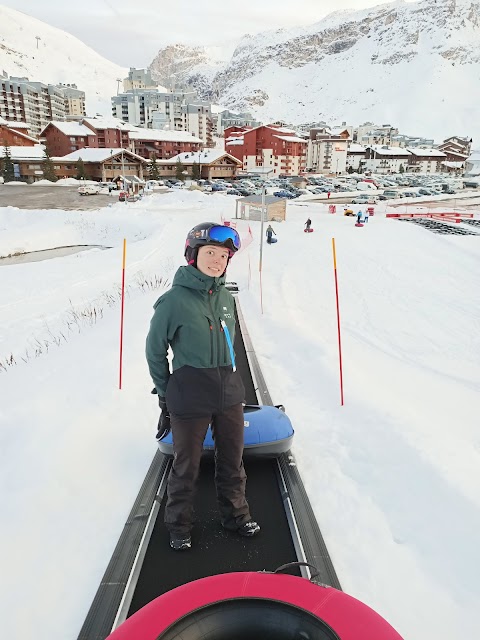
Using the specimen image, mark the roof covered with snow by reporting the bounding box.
[225,138,244,146]
[267,126,297,134]
[0,144,45,159]
[52,148,145,163]
[368,145,411,156]
[0,117,30,129]
[441,160,465,168]
[407,148,446,157]
[347,144,366,153]
[82,117,131,131]
[42,121,94,137]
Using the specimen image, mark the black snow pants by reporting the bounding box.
[164,403,251,535]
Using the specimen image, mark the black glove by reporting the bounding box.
[156,395,171,440]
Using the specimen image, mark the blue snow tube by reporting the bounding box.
[157,405,293,457]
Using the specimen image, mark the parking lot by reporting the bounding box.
[0,185,114,210]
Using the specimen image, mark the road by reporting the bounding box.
[0,185,114,210]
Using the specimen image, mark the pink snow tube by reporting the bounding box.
[107,572,404,639]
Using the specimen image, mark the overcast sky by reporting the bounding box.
[2,0,390,67]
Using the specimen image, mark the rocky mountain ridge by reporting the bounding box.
[148,0,480,140]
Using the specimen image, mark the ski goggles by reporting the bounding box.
[205,225,241,251]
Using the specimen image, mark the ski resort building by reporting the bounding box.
[224,125,307,177]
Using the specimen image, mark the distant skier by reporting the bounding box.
[305,218,312,231]
[356,210,363,225]
[266,224,276,244]
[364,209,369,224]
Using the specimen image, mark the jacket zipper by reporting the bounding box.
[207,317,214,367]
[208,289,223,411]
[208,290,221,365]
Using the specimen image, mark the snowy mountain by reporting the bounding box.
[149,0,480,142]
[149,44,231,97]
[0,5,127,116]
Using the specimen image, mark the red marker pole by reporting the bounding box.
[119,238,126,390]
[332,238,344,406]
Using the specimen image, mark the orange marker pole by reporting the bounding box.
[332,238,344,406]
[119,238,126,389]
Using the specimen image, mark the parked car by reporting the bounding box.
[352,194,378,204]
[382,190,400,199]
[78,184,101,196]
[99,181,117,191]
[273,190,297,199]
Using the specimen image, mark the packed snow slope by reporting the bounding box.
[0,4,126,115]
[151,0,480,141]
[0,191,479,640]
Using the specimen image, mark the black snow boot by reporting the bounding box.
[170,533,192,551]
[237,520,260,537]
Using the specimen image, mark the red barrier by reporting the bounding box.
[386,212,474,219]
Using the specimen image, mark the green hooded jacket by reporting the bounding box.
[146,265,244,416]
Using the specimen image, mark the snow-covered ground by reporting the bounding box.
[1,192,479,640]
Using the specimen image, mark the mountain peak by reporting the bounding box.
[0,5,126,116]
[148,0,480,141]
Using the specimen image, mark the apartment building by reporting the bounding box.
[215,110,261,135]
[111,82,213,145]
[364,145,411,173]
[57,84,86,117]
[437,136,472,172]
[306,127,349,174]
[346,144,366,171]
[157,149,242,179]
[180,103,213,147]
[40,121,96,156]
[1,75,66,136]
[391,134,435,148]
[355,123,399,146]
[123,68,158,92]
[224,124,307,176]
[405,148,446,173]
[128,128,202,160]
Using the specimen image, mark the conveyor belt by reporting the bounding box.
[77,296,340,640]
[127,456,299,615]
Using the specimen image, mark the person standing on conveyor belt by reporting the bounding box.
[146,222,261,551]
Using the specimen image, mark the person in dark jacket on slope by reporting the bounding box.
[266,224,276,244]
[146,222,260,551]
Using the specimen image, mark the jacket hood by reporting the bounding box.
[172,265,226,292]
